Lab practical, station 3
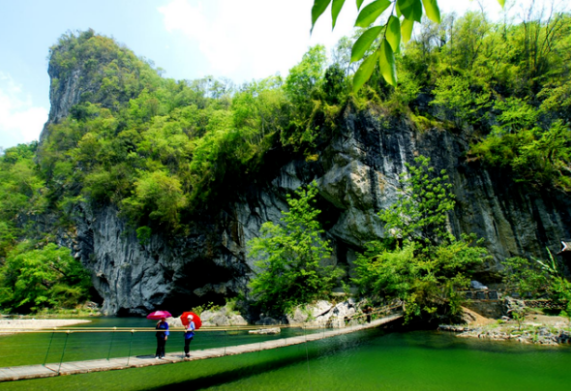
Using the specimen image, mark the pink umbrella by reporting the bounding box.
[146,310,172,320]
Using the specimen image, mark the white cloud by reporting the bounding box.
[158,0,548,83]
[0,72,48,148]
[158,0,358,81]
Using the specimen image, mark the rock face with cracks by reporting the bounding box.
[42,53,571,316]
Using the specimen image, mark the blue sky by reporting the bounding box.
[0,0,532,150]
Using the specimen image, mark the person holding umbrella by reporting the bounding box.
[147,310,172,359]
[155,317,169,359]
[180,311,202,358]
[183,314,195,358]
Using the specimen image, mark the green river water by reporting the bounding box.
[1,317,570,390]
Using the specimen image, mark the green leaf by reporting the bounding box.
[397,0,423,23]
[386,16,401,53]
[356,0,365,10]
[422,0,441,23]
[332,0,347,29]
[351,25,384,62]
[353,51,380,92]
[379,39,397,86]
[311,0,332,32]
[401,17,414,43]
[497,0,505,7]
[355,0,392,27]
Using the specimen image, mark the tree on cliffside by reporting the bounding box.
[248,182,343,315]
[353,156,489,322]
[378,156,455,246]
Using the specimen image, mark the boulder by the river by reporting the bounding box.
[286,299,359,328]
[470,280,488,290]
[201,306,248,327]
[249,327,281,335]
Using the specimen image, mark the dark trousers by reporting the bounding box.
[156,337,166,358]
[184,337,193,354]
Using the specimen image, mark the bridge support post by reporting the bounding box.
[107,327,117,361]
[43,328,56,367]
[58,331,70,374]
[127,330,134,366]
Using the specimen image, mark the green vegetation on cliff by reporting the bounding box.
[49,29,163,108]
[37,13,571,234]
[39,31,323,235]
[0,142,47,259]
[400,12,571,189]
[0,143,91,313]
[353,156,489,322]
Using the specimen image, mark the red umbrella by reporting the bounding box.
[180,311,202,330]
[146,310,172,320]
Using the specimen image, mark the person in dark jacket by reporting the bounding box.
[184,314,196,358]
[155,318,169,359]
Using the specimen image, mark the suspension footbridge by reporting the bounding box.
[0,308,402,382]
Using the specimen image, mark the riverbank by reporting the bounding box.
[0,319,91,335]
[441,310,571,346]
[455,324,571,345]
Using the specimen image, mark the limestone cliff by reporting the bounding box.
[39,29,148,143]
[59,106,570,315]
[39,40,570,316]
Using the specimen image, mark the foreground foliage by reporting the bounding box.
[311,0,506,89]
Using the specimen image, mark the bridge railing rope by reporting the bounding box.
[0,303,402,333]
